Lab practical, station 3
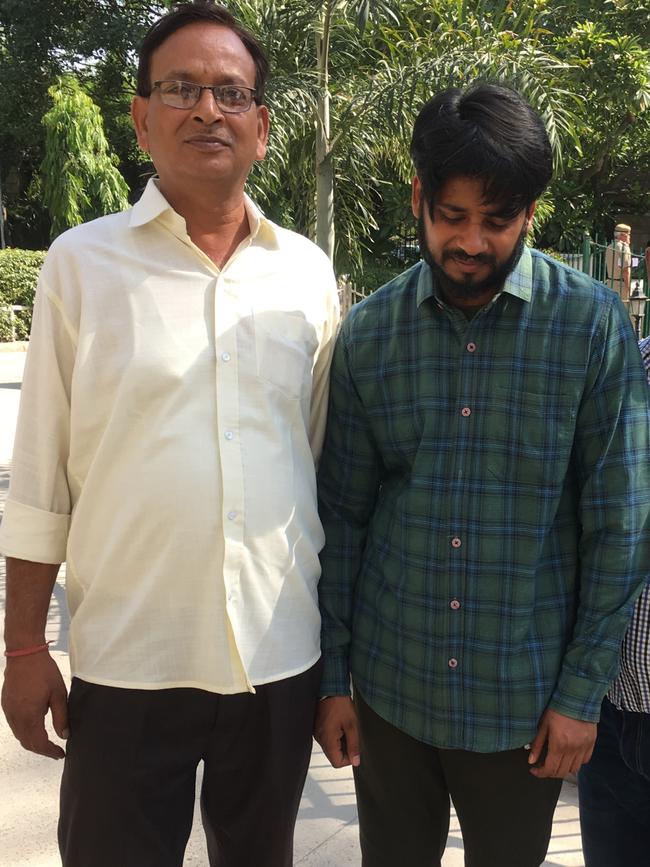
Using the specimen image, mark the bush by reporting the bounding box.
[0,248,46,341]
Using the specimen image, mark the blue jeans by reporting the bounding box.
[578,696,650,867]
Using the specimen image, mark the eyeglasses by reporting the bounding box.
[152,80,257,113]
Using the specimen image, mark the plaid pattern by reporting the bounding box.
[607,337,650,714]
[318,248,650,752]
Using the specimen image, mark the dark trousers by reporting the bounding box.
[58,662,321,867]
[578,696,650,867]
[353,690,562,867]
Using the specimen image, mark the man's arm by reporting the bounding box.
[315,316,383,767]
[532,296,650,777]
[308,269,341,465]
[2,557,68,759]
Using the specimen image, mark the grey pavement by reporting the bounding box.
[0,349,585,866]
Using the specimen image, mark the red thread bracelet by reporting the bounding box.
[4,641,52,658]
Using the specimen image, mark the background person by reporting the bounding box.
[605,222,632,302]
[578,335,650,867]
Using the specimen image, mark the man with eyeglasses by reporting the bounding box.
[0,3,339,866]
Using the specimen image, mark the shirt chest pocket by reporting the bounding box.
[254,311,318,400]
[485,387,577,488]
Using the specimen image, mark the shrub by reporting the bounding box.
[0,248,46,341]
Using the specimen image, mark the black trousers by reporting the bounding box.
[353,690,562,867]
[58,662,321,867]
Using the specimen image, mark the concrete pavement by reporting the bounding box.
[0,349,586,866]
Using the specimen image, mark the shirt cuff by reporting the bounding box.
[320,650,352,697]
[0,499,69,564]
[548,670,609,723]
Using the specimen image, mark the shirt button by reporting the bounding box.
[221,352,231,362]
[224,430,234,440]
[450,599,461,610]
[461,407,471,417]
[451,537,462,548]
[448,658,458,669]
[227,511,237,521]
[467,342,476,353]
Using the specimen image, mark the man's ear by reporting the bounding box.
[131,96,150,154]
[254,104,270,162]
[411,176,422,219]
[525,201,537,234]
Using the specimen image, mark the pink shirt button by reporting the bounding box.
[448,658,458,669]
[450,599,461,610]
[461,407,471,417]
[451,537,462,548]
[467,342,476,352]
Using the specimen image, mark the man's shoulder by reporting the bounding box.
[343,262,422,334]
[46,208,132,260]
[263,220,334,271]
[530,248,617,305]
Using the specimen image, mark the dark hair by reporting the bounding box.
[410,83,553,219]
[136,1,269,104]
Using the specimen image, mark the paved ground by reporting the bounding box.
[0,348,586,866]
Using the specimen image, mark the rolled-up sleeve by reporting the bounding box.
[0,273,77,564]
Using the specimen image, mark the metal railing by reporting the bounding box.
[0,304,28,342]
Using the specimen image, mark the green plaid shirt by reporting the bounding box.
[318,247,650,752]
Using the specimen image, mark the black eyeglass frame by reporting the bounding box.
[151,80,258,114]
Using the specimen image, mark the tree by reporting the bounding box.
[41,75,129,238]
[232,0,582,273]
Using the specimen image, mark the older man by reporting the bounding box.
[0,3,339,866]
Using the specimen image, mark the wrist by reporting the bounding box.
[4,641,52,659]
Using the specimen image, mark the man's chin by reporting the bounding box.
[428,260,497,300]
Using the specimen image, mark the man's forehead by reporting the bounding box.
[433,175,523,218]
[150,22,253,74]
[435,195,519,219]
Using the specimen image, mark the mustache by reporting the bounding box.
[442,249,495,266]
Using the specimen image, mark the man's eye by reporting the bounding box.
[165,82,195,99]
[221,87,247,105]
[439,214,463,224]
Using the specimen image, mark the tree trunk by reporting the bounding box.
[315,4,335,261]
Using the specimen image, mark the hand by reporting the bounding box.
[528,708,596,779]
[2,652,69,759]
[314,695,361,769]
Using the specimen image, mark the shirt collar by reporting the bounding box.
[128,177,275,247]
[416,245,533,308]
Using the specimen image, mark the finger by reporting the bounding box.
[342,720,361,767]
[18,722,65,760]
[569,754,584,775]
[50,687,69,740]
[527,729,546,766]
[530,744,561,778]
[554,753,575,780]
[319,730,350,768]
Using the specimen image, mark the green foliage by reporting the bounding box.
[41,75,129,238]
[0,0,649,257]
[0,247,45,340]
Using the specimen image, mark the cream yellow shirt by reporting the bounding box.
[0,179,340,693]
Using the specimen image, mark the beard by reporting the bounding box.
[417,214,527,303]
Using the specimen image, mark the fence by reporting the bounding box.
[559,233,649,338]
[0,304,28,342]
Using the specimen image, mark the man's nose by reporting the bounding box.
[192,88,225,123]
[457,223,489,256]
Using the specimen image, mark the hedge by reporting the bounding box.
[0,248,46,341]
